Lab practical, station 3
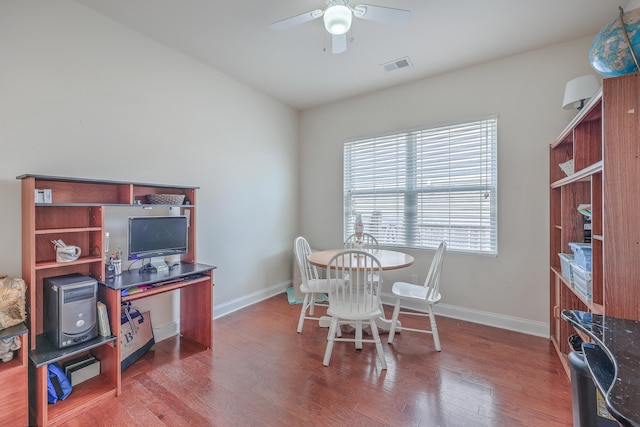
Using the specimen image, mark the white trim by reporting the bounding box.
[214,281,291,319]
[152,320,180,343]
[202,283,548,338]
[156,281,291,341]
[380,293,549,338]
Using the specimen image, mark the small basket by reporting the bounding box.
[559,159,574,176]
[145,194,185,205]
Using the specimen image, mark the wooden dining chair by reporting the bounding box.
[387,241,447,351]
[323,249,387,369]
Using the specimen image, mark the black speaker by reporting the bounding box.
[44,274,98,349]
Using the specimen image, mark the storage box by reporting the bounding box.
[571,262,592,299]
[558,253,574,282]
[569,242,592,271]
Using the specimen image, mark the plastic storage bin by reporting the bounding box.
[569,242,592,271]
[558,253,574,282]
[571,262,592,299]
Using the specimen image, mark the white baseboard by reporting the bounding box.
[151,281,290,342]
[380,293,549,338]
[151,320,180,343]
[153,284,548,340]
[213,281,291,319]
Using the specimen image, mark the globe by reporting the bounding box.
[590,7,640,77]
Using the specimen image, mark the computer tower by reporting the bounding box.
[44,274,98,349]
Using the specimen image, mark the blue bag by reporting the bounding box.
[47,362,72,403]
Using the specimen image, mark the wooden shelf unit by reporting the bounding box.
[18,174,208,426]
[549,73,640,375]
[0,323,29,427]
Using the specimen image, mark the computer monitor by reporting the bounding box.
[128,215,188,272]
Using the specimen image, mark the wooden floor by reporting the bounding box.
[62,294,573,426]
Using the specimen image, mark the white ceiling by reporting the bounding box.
[72,0,623,110]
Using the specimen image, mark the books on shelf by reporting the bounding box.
[97,301,111,337]
[62,353,101,386]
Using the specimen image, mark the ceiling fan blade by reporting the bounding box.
[270,9,324,31]
[352,4,411,26]
[332,33,347,54]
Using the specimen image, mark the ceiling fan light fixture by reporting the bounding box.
[324,5,352,35]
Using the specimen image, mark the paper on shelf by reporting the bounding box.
[577,204,592,217]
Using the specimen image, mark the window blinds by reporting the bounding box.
[344,117,497,255]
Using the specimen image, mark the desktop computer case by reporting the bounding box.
[44,274,98,348]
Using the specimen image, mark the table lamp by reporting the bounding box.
[562,75,600,110]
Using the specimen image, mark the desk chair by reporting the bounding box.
[388,241,446,351]
[294,236,331,333]
[323,249,387,369]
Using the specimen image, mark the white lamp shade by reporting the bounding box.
[324,5,352,35]
[562,75,600,109]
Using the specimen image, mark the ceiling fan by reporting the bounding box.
[270,0,411,54]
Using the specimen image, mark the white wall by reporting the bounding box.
[299,36,600,336]
[0,0,298,337]
[0,0,605,339]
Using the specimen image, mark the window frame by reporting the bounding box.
[343,116,498,255]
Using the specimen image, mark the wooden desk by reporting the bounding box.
[308,248,414,270]
[100,262,215,395]
[308,249,414,332]
[17,174,207,426]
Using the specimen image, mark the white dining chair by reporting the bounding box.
[323,249,387,369]
[387,241,447,351]
[293,236,332,333]
[344,232,379,250]
[344,232,380,285]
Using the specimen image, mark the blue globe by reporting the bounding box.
[590,7,640,77]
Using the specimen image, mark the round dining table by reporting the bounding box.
[307,248,414,332]
[307,248,414,271]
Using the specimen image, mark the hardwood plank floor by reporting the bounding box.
[61,294,573,426]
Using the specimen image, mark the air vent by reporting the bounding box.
[381,56,412,72]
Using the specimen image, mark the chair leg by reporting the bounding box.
[323,317,339,366]
[369,320,387,370]
[309,293,316,316]
[297,294,310,333]
[387,298,401,344]
[428,307,441,351]
[355,320,363,350]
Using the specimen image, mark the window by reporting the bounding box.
[343,116,497,255]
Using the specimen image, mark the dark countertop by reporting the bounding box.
[101,262,216,290]
[16,173,199,189]
[0,322,28,340]
[30,334,117,368]
[562,310,640,427]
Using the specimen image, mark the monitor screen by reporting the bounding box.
[128,216,188,261]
